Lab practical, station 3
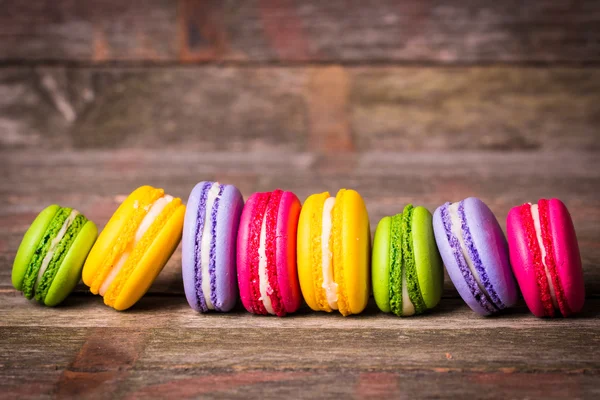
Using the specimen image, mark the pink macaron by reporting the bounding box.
[237,189,302,316]
[507,198,585,317]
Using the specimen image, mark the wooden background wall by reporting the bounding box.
[1,0,599,153]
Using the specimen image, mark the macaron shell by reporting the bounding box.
[433,207,491,316]
[463,197,517,309]
[412,206,443,310]
[44,221,98,306]
[549,199,585,315]
[112,204,185,311]
[82,186,161,288]
[372,216,392,313]
[12,205,60,290]
[275,191,302,314]
[213,185,244,312]
[181,182,205,311]
[339,190,370,315]
[507,206,545,316]
[236,192,259,313]
[296,192,328,312]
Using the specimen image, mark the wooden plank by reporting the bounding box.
[1,1,599,63]
[1,67,599,152]
[1,295,599,331]
[0,306,599,398]
[1,150,599,296]
[2,367,598,400]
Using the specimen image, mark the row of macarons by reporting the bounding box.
[12,183,585,318]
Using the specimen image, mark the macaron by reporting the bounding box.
[82,186,185,310]
[182,181,244,312]
[12,205,97,306]
[297,189,370,316]
[433,197,517,316]
[507,198,584,317]
[372,205,444,316]
[237,189,302,316]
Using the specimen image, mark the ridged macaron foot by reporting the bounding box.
[182,181,244,312]
[12,205,98,306]
[507,198,584,317]
[372,205,443,316]
[82,186,185,311]
[236,189,302,316]
[433,197,517,316]
[297,189,371,316]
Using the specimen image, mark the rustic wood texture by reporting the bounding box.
[1,66,599,152]
[1,149,599,398]
[2,1,600,397]
[1,0,599,64]
[1,150,599,298]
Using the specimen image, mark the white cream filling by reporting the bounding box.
[258,211,275,314]
[35,210,79,290]
[99,195,173,296]
[401,265,415,316]
[321,197,339,310]
[448,202,491,300]
[530,203,559,309]
[200,183,221,310]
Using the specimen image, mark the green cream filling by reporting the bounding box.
[402,204,427,314]
[389,213,403,316]
[22,207,71,299]
[35,214,87,302]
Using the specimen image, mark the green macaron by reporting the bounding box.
[12,205,98,306]
[372,204,444,316]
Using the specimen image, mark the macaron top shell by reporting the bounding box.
[336,189,371,315]
[462,197,517,310]
[371,216,392,313]
[412,206,444,309]
[182,182,244,313]
[237,190,301,316]
[12,205,60,291]
[507,198,584,317]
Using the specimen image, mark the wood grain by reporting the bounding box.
[0,297,599,399]
[1,150,599,297]
[1,149,599,398]
[1,67,599,152]
[1,1,599,64]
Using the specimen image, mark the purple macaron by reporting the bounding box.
[433,197,517,316]
[182,181,244,312]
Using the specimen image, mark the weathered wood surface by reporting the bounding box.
[1,149,599,398]
[0,296,599,399]
[1,0,599,64]
[1,150,599,297]
[1,67,599,152]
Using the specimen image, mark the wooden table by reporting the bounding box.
[1,150,599,399]
[2,1,600,398]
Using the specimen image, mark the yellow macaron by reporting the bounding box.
[82,186,185,310]
[297,189,370,316]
